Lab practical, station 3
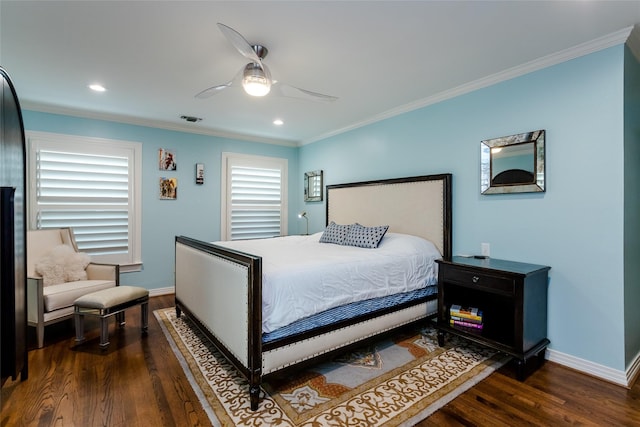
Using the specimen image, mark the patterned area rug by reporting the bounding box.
[155,308,509,427]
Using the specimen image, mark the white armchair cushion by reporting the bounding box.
[43,279,115,312]
[35,244,91,286]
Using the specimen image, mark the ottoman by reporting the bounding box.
[74,285,149,349]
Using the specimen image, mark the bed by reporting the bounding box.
[174,173,452,410]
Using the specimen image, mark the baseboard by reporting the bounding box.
[626,349,640,387]
[546,348,639,388]
[148,286,175,297]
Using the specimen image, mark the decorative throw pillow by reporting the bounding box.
[35,246,68,286]
[319,221,352,245]
[343,223,389,249]
[35,245,91,286]
[64,251,91,282]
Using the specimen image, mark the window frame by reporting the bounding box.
[221,152,288,241]
[26,131,142,272]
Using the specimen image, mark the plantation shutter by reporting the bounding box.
[35,150,129,255]
[230,165,281,240]
[222,153,288,241]
[28,131,142,269]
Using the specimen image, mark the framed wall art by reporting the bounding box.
[159,148,177,171]
[159,177,177,199]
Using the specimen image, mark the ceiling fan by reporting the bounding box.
[195,23,338,103]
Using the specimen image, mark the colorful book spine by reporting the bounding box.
[450,319,484,330]
[449,305,483,322]
[450,304,477,315]
[450,315,482,324]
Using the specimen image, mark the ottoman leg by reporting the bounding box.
[74,312,85,343]
[117,311,126,327]
[141,302,149,335]
[99,317,110,349]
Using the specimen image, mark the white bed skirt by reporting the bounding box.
[262,299,437,374]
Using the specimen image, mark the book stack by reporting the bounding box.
[449,304,483,332]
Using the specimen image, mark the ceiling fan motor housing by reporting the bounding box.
[251,45,268,59]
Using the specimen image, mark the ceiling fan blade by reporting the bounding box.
[217,23,263,65]
[261,62,272,84]
[194,83,231,99]
[274,83,338,103]
[195,67,243,99]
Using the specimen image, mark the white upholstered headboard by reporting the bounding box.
[326,174,452,259]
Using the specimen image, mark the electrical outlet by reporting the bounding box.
[481,243,490,257]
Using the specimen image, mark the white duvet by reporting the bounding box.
[215,232,441,333]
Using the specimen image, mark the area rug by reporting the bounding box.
[155,308,509,427]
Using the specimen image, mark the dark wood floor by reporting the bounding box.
[2,294,639,426]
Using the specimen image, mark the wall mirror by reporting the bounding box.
[480,130,545,194]
[304,170,323,202]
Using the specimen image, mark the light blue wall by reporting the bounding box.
[624,45,640,369]
[300,46,628,371]
[22,112,299,290]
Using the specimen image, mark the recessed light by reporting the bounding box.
[273,119,284,126]
[88,84,106,92]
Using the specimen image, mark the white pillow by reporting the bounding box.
[35,245,91,286]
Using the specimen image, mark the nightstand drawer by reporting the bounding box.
[441,267,514,294]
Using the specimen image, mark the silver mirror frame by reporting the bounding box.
[481,130,545,194]
[304,170,323,202]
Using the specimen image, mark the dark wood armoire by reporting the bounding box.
[1,66,28,384]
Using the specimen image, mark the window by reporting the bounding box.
[27,131,142,271]
[221,153,288,240]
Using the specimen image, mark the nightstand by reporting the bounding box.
[436,256,550,380]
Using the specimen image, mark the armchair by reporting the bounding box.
[26,228,119,348]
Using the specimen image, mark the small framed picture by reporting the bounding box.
[160,177,177,199]
[196,163,204,185]
[159,148,177,171]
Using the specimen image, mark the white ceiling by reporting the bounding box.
[1,1,639,146]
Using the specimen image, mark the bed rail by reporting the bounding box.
[174,236,263,409]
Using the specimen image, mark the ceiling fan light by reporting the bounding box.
[243,77,271,96]
[242,64,271,97]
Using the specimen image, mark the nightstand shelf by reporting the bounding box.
[436,256,550,380]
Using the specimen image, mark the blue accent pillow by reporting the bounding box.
[343,223,389,248]
[319,221,352,245]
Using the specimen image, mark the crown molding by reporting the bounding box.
[302,26,635,146]
[627,25,640,62]
[20,101,298,148]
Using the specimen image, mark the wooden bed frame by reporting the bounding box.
[174,173,452,410]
